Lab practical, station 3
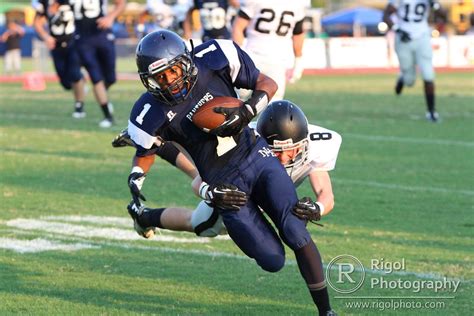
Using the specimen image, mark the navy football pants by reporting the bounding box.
[51,41,83,90]
[218,138,312,272]
[76,31,116,86]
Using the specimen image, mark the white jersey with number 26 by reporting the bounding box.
[240,0,307,63]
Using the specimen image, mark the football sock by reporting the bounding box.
[294,241,331,314]
[424,81,435,113]
[311,286,331,316]
[395,77,404,95]
[138,207,165,228]
[100,103,113,119]
[75,101,84,109]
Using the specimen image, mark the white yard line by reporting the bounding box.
[0,237,99,253]
[6,218,213,244]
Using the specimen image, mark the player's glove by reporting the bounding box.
[203,183,248,211]
[210,104,254,137]
[396,29,411,43]
[112,128,135,148]
[210,90,269,137]
[128,167,147,206]
[292,197,322,223]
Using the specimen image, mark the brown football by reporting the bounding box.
[192,96,243,132]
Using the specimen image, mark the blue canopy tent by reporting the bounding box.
[322,6,384,37]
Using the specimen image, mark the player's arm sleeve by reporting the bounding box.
[155,141,180,166]
[293,19,304,35]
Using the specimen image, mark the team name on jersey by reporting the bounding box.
[186,92,214,121]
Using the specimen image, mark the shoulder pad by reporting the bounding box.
[128,93,167,149]
[193,40,230,71]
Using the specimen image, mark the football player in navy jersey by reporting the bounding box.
[70,0,126,128]
[125,29,333,315]
[183,0,239,42]
[33,0,86,118]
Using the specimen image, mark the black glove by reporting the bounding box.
[292,197,321,223]
[397,29,411,43]
[210,90,268,137]
[128,171,147,206]
[205,183,248,211]
[112,128,136,148]
[210,104,254,137]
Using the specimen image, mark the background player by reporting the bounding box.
[33,0,86,118]
[71,0,126,128]
[383,0,444,122]
[125,30,334,314]
[232,0,309,101]
[183,0,239,42]
[136,0,192,38]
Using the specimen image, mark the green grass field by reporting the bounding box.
[1,68,473,315]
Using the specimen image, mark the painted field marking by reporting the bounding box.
[0,237,99,253]
[6,218,217,244]
[1,215,471,283]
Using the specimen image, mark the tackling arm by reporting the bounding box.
[307,170,335,217]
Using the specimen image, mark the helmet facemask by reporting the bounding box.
[271,138,309,172]
[139,53,197,106]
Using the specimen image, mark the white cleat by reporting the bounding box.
[425,111,440,123]
[99,118,114,128]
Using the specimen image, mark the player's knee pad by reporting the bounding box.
[59,79,72,90]
[256,253,285,273]
[420,67,435,82]
[191,201,226,237]
[279,215,312,251]
[402,73,416,87]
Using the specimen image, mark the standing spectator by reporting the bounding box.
[232,0,309,101]
[33,0,86,118]
[183,0,239,42]
[383,0,444,122]
[71,0,126,128]
[1,20,25,76]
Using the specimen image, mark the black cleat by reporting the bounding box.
[127,201,156,239]
[395,78,404,95]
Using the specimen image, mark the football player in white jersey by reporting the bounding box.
[383,0,444,122]
[232,0,309,101]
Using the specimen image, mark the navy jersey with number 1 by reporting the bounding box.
[127,39,313,273]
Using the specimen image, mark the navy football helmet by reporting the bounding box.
[257,100,309,169]
[136,30,198,106]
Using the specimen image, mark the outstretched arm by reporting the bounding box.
[308,170,335,217]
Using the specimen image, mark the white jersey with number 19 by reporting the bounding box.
[389,0,432,39]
